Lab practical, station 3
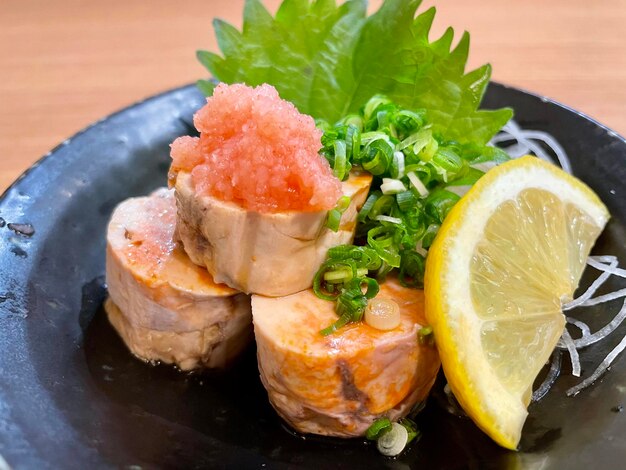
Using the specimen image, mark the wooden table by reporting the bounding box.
[1,0,625,192]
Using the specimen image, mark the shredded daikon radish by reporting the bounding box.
[564,257,618,311]
[576,288,626,308]
[587,257,626,279]
[492,120,559,167]
[515,130,572,173]
[569,300,626,349]
[566,317,591,339]
[532,350,562,402]
[567,333,626,397]
[590,255,619,263]
[490,119,576,172]
[560,328,581,377]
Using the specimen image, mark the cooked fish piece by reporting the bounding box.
[106,188,252,370]
[174,170,372,296]
[252,279,440,437]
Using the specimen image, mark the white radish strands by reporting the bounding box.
[560,329,581,377]
[532,350,562,403]
[567,333,626,397]
[564,257,618,311]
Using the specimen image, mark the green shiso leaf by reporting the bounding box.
[198,0,512,145]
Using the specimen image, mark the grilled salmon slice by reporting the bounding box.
[106,188,252,370]
[252,278,440,437]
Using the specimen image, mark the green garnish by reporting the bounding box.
[365,417,392,440]
[197,0,512,145]
[314,246,381,335]
[325,195,351,232]
[398,417,421,444]
[418,325,434,345]
[313,95,508,333]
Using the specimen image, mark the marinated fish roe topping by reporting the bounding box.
[170,83,342,213]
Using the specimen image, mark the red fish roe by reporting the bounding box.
[170,83,342,213]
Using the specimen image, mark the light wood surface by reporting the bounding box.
[1,0,624,192]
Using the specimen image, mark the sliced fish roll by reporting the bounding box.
[169,83,373,297]
[106,188,252,370]
[252,279,440,437]
[175,170,372,297]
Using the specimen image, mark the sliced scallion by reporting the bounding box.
[407,171,429,197]
[314,94,509,334]
[366,417,392,440]
[380,178,406,195]
[377,423,408,457]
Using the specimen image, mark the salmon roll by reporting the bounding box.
[251,278,440,437]
[105,188,252,370]
[169,83,372,297]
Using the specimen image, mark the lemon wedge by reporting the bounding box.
[424,156,609,449]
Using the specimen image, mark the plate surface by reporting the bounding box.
[1,83,625,469]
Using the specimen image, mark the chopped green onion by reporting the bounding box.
[358,192,380,222]
[421,224,440,249]
[380,178,406,195]
[433,148,465,178]
[332,140,348,180]
[375,215,402,225]
[368,194,395,219]
[338,114,363,131]
[345,124,361,161]
[418,325,434,345]
[360,277,380,299]
[368,226,401,267]
[425,189,460,223]
[366,417,392,440]
[325,196,352,232]
[396,190,418,212]
[377,422,408,457]
[313,94,509,334]
[407,171,429,197]
[361,139,394,175]
[393,109,426,133]
[325,209,342,232]
[399,251,426,288]
[336,195,351,212]
[419,135,439,161]
[323,267,369,283]
[398,418,421,444]
[360,131,391,146]
[363,95,393,122]
[391,151,405,179]
[320,312,352,336]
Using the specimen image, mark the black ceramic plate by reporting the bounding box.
[1,83,625,469]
